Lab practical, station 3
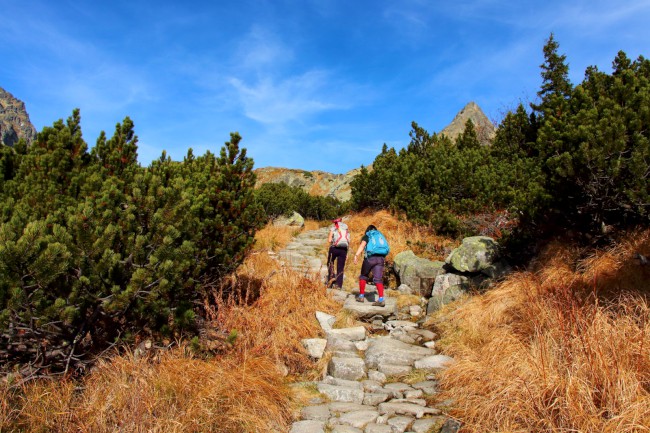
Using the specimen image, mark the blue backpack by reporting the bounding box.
[365,229,390,257]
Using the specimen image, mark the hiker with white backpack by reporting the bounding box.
[353,224,390,307]
[327,218,350,289]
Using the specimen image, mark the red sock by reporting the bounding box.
[376,283,384,299]
[359,279,366,295]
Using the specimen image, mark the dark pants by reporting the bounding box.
[327,246,348,288]
[359,255,385,284]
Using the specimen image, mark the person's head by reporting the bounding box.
[365,224,377,234]
[332,217,342,226]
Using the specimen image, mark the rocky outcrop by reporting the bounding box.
[254,166,364,202]
[0,87,37,147]
[440,101,495,146]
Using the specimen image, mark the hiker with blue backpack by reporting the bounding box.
[327,218,350,289]
[353,225,390,307]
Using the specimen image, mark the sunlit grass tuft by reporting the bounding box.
[434,229,650,432]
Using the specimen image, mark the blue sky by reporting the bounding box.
[2,0,649,173]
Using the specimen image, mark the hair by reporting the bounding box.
[365,224,377,234]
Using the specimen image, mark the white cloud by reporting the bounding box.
[229,70,344,124]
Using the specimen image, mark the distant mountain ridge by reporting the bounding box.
[255,101,495,200]
[0,86,37,147]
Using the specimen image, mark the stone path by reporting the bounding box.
[277,227,461,433]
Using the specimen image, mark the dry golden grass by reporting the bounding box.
[208,250,339,374]
[434,230,650,433]
[1,350,292,433]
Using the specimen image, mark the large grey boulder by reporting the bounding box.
[393,250,446,297]
[445,236,499,273]
[273,211,305,228]
[364,337,435,369]
[427,274,470,313]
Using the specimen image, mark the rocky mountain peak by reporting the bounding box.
[0,86,37,147]
[440,101,495,146]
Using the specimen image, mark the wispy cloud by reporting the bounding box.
[229,70,345,124]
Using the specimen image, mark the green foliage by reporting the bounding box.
[351,35,649,240]
[255,182,348,221]
[0,112,263,372]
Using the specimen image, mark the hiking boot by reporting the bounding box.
[355,294,365,303]
[372,300,385,307]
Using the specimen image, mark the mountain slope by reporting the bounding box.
[0,86,37,147]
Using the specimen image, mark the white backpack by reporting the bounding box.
[331,223,350,248]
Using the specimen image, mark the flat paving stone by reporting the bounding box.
[290,420,326,433]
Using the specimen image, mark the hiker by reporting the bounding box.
[327,218,350,289]
[354,224,390,307]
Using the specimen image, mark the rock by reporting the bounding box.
[324,376,363,389]
[378,364,412,376]
[368,370,387,383]
[406,329,436,342]
[481,259,512,279]
[393,251,446,297]
[316,311,336,331]
[326,335,358,352]
[387,416,414,433]
[362,380,384,393]
[397,283,414,294]
[0,87,37,147]
[317,383,364,404]
[427,274,470,313]
[384,320,418,331]
[354,340,369,351]
[301,404,330,421]
[445,236,499,273]
[384,382,415,396]
[254,166,361,202]
[328,402,376,414]
[412,380,438,395]
[409,305,423,317]
[328,356,367,381]
[404,389,424,399]
[440,101,496,146]
[440,418,462,433]
[424,341,436,349]
[378,402,441,418]
[273,211,305,228]
[327,288,349,303]
[302,338,327,359]
[290,420,326,433]
[343,297,397,319]
[363,424,392,433]
[338,410,379,429]
[363,392,390,405]
[412,417,445,433]
[330,425,363,433]
[326,326,367,341]
[365,337,435,369]
[414,354,455,370]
